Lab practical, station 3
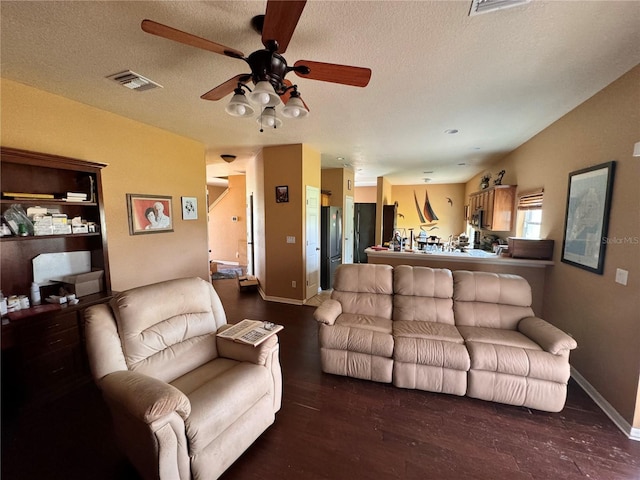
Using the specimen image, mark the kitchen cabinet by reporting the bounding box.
[468,185,516,232]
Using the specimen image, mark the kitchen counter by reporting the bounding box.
[364,248,554,268]
[364,247,553,315]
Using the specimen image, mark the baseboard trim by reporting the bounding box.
[571,367,639,441]
[258,288,304,305]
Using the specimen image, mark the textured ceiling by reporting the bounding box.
[1,1,639,186]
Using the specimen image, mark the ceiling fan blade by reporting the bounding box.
[280,79,310,112]
[141,19,245,59]
[201,74,252,101]
[262,0,306,54]
[293,60,371,87]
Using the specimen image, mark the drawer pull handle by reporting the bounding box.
[51,367,65,374]
[47,323,61,329]
[48,339,63,346]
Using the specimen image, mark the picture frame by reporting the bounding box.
[127,194,173,235]
[275,185,289,203]
[181,196,198,220]
[561,161,615,274]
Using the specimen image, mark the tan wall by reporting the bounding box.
[207,176,247,265]
[465,66,640,427]
[263,144,305,301]
[321,169,344,207]
[391,184,467,241]
[207,185,227,206]
[0,79,209,291]
[354,186,377,203]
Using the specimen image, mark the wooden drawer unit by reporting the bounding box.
[3,293,113,406]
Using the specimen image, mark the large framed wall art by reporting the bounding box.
[561,161,615,274]
[127,194,173,235]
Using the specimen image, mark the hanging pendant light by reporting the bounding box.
[281,90,309,119]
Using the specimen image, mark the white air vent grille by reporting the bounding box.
[107,70,163,91]
[469,0,530,16]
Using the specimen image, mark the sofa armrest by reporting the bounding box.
[518,317,577,355]
[313,299,342,326]
[216,324,279,366]
[99,370,191,424]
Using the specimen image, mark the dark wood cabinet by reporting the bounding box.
[1,147,112,406]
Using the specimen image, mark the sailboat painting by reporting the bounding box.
[414,189,439,231]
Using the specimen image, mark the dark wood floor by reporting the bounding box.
[2,279,639,479]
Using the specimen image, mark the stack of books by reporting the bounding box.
[64,192,88,202]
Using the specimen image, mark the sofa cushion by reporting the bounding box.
[457,326,542,350]
[319,323,394,358]
[393,266,455,324]
[453,271,534,329]
[466,342,570,383]
[111,277,227,383]
[393,320,463,344]
[331,264,394,318]
[335,313,393,334]
[179,360,270,455]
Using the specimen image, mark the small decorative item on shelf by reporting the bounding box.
[480,173,491,189]
[494,170,506,185]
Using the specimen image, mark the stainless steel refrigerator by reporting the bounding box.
[320,206,342,290]
[354,203,376,263]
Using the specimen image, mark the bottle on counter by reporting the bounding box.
[30,282,41,306]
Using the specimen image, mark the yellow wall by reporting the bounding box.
[391,184,467,241]
[207,176,247,265]
[1,79,209,291]
[321,169,344,207]
[465,66,640,428]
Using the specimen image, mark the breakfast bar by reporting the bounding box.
[364,248,554,314]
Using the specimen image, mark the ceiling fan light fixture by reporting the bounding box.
[282,95,309,119]
[225,90,255,117]
[257,107,282,130]
[249,81,281,107]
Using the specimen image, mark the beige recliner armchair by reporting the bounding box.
[85,277,282,480]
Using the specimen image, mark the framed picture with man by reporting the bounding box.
[127,194,173,235]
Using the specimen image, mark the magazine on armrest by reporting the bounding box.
[216,319,283,347]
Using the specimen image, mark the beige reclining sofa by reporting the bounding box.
[85,277,282,480]
[314,264,577,412]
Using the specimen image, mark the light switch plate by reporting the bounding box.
[286,236,295,244]
[615,268,628,286]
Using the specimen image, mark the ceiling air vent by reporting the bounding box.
[107,70,163,92]
[469,0,530,16]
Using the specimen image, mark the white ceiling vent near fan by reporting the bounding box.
[469,0,530,16]
[107,70,163,91]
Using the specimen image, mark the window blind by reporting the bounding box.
[517,189,543,210]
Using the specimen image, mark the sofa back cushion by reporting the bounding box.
[393,265,454,324]
[331,264,394,319]
[112,277,227,383]
[453,271,534,329]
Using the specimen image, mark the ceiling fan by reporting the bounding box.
[141,0,371,128]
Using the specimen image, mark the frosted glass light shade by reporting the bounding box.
[225,93,255,117]
[248,81,281,107]
[281,96,309,119]
[257,107,282,129]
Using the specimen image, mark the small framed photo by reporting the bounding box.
[181,196,198,220]
[276,185,289,203]
[127,194,173,235]
[561,161,615,274]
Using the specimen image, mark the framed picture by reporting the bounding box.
[275,185,289,203]
[127,194,173,235]
[561,161,615,274]
[181,196,198,220]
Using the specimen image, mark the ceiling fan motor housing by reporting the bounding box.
[246,49,289,94]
